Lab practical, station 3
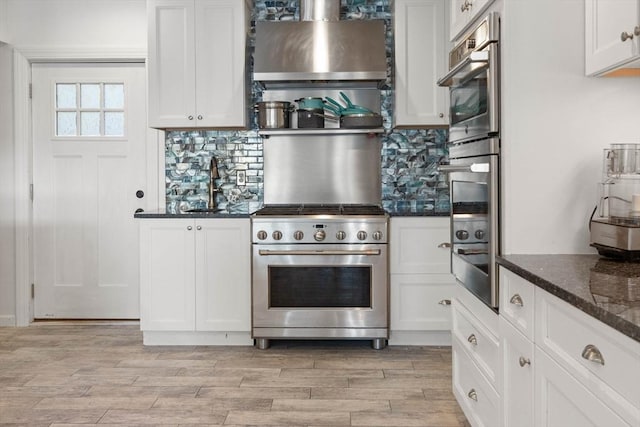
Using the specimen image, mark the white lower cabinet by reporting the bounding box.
[139,218,251,345]
[389,217,455,345]
[534,347,631,427]
[500,317,534,427]
[452,284,500,427]
[498,266,640,427]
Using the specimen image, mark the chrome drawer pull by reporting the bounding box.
[437,242,451,249]
[438,299,451,306]
[467,388,478,401]
[519,356,531,367]
[510,293,524,307]
[581,344,605,366]
[467,334,477,346]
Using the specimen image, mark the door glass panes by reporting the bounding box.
[55,82,125,137]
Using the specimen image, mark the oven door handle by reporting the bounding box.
[438,163,490,173]
[437,50,489,87]
[258,249,381,256]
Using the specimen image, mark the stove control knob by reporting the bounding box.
[475,230,485,240]
[293,230,304,241]
[314,230,326,241]
[257,230,268,240]
[336,231,346,240]
[357,231,368,241]
[455,230,469,240]
[272,230,283,241]
[372,231,383,241]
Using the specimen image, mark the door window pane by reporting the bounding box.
[81,112,101,136]
[104,84,124,109]
[56,84,76,109]
[104,112,124,136]
[57,112,77,136]
[80,84,101,108]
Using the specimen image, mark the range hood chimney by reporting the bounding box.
[254,0,387,88]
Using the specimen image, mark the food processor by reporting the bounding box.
[590,143,640,260]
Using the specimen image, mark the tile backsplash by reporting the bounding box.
[165,0,449,215]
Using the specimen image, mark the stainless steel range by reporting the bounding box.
[252,204,388,350]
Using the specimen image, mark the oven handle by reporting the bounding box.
[258,249,381,256]
[438,163,490,173]
[437,50,489,87]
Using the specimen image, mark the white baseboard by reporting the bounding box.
[388,330,452,346]
[0,315,16,327]
[143,331,253,346]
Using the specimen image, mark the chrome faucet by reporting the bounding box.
[208,157,220,210]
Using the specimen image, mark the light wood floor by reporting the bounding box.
[0,324,469,426]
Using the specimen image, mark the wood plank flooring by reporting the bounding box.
[0,324,470,426]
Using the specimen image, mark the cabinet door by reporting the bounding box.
[394,0,449,127]
[501,317,534,427]
[534,348,631,427]
[139,219,196,331]
[195,0,247,128]
[450,0,495,41]
[195,219,251,331]
[390,274,454,331]
[147,0,197,128]
[585,0,640,76]
[390,217,451,274]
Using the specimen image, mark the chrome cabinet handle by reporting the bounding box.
[519,356,531,367]
[467,389,477,401]
[581,344,605,366]
[467,334,477,346]
[187,226,193,231]
[635,26,640,36]
[437,242,451,249]
[461,0,472,12]
[188,115,194,120]
[197,115,203,120]
[510,293,524,307]
[439,112,444,118]
[621,31,634,42]
[196,225,202,230]
[438,299,451,306]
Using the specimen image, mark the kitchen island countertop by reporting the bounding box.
[498,254,640,343]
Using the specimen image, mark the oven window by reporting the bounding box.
[268,266,372,308]
[450,73,488,126]
[451,180,488,215]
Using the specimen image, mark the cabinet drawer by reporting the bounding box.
[452,296,500,388]
[452,338,500,427]
[390,274,455,331]
[499,267,535,340]
[536,289,640,423]
[389,217,451,274]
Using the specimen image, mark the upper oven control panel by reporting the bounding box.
[251,217,388,244]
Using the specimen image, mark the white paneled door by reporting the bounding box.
[32,63,147,319]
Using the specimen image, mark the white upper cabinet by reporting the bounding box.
[147,0,247,129]
[585,0,640,76]
[394,0,449,127]
[449,0,495,41]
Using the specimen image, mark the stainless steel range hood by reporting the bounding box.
[254,19,387,88]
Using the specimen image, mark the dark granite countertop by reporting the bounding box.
[497,254,640,343]
[134,209,251,219]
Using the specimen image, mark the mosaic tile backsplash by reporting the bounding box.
[165,0,449,214]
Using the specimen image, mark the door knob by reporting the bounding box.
[134,208,144,214]
[621,31,634,42]
[136,190,144,199]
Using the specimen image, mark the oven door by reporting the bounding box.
[252,243,388,334]
[441,151,499,310]
[439,43,499,144]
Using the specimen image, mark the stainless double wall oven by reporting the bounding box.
[438,13,501,310]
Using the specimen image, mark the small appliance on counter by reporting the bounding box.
[590,143,640,260]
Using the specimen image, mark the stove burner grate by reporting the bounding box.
[253,204,387,217]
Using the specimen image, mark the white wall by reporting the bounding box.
[0,0,8,42]
[5,0,146,50]
[501,0,640,254]
[0,44,15,325]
